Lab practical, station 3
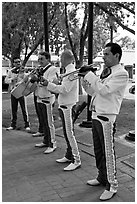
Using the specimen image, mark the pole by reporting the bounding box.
[43,2,49,52]
[110,25,113,43]
[79,2,93,128]
[109,15,113,43]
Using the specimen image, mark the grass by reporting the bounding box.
[2,92,135,136]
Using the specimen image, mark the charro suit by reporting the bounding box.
[47,63,81,163]
[36,64,58,148]
[82,64,129,192]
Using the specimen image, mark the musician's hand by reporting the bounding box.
[41,79,48,86]
[30,75,39,83]
[52,78,60,85]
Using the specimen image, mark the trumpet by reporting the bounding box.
[58,62,102,81]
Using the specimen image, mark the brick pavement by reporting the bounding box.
[2,123,135,202]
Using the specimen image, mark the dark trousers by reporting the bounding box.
[34,94,43,133]
[92,119,117,191]
[10,94,29,128]
[37,102,54,147]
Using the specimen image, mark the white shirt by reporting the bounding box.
[47,63,79,106]
[82,64,129,117]
[37,64,59,104]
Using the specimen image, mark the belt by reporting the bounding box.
[42,100,50,104]
[97,115,109,122]
[60,105,67,109]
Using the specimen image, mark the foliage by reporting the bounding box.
[94,2,135,34]
[2,2,135,67]
[64,2,135,66]
[2,2,44,65]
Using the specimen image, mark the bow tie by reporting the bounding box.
[100,68,111,80]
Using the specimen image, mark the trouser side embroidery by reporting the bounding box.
[45,103,56,144]
[59,106,80,162]
[99,118,118,192]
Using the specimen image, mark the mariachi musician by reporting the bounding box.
[30,51,59,154]
[79,43,129,200]
[41,49,81,170]
[5,57,30,131]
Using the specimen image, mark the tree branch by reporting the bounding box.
[22,34,43,66]
[48,3,58,25]
[64,2,78,62]
[95,3,135,35]
[79,4,88,66]
[80,4,88,35]
[49,22,57,31]
[114,2,135,15]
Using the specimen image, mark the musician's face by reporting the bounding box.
[13,59,21,68]
[38,55,49,67]
[103,47,118,68]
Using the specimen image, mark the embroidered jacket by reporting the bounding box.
[82,64,129,115]
[47,63,79,106]
[36,64,59,104]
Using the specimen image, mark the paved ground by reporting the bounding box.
[2,81,135,202]
[2,123,135,202]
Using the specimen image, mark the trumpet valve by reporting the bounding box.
[68,73,79,81]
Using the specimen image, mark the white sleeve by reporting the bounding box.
[47,78,77,94]
[84,71,129,96]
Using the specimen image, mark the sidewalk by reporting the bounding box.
[2,123,135,202]
[2,81,135,202]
